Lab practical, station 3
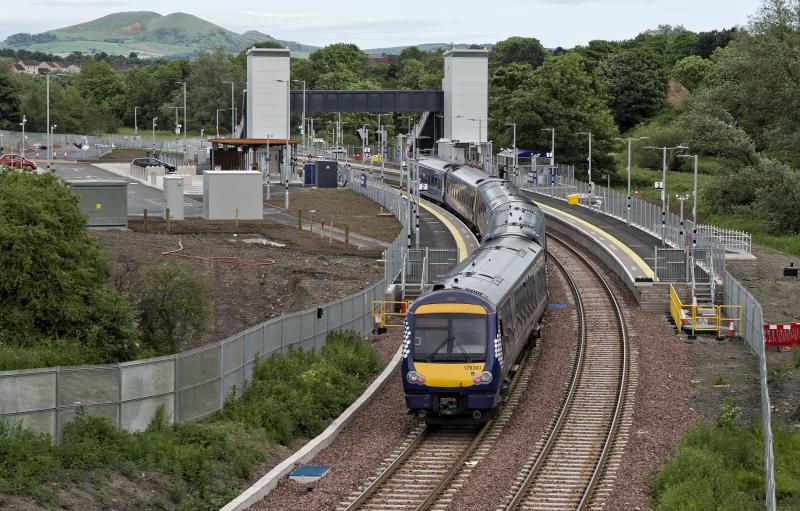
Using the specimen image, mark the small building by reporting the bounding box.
[207,138,299,178]
[17,60,39,75]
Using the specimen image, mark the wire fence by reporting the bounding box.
[515,160,773,510]
[0,172,408,442]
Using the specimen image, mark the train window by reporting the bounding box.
[413,314,487,362]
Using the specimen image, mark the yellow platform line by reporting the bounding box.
[418,201,469,263]
[535,202,655,280]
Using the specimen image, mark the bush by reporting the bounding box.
[0,169,138,361]
[675,101,756,164]
[672,55,714,91]
[133,263,210,354]
[632,123,690,171]
[222,330,380,444]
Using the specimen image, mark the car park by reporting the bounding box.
[0,154,38,171]
[131,157,176,173]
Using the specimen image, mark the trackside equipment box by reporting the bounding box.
[315,160,338,188]
[68,180,128,227]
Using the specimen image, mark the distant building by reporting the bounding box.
[111,64,134,73]
[368,53,396,66]
[13,60,80,75]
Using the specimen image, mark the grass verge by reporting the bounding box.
[0,330,380,510]
[650,422,800,510]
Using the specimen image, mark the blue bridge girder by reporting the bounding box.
[290,90,443,113]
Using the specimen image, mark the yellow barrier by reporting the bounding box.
[372,300,411,331]
[567,193,580,205]
[668,285,742,338]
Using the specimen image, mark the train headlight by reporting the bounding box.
[472,371,493,384]
[407,371,426,384]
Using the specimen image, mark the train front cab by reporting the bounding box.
[402,298,502,422]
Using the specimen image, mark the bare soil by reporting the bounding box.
[731,244,800,324]
[97,148,150,162]
[266,188,402,244]
[97,218,384,351]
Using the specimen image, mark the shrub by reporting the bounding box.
[672,55,714,91]
[222,330,380,444]
[0,169,138,359]
[675,103,756,164]
[632,123,690,171]
[133,263,210,354]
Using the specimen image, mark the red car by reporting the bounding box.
[0,154,38,171]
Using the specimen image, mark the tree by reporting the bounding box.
[0,170,138,360]
[600,47,665,130]
[696,28,738,58]
[0,71,22,131]
[489,37,547,71]
[309,43,368,85]
[134,263,210,354]
[672,55,713,91]
[490,54,618,173]
[664,31,699,67]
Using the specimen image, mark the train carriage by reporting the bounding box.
[402,157,548,422]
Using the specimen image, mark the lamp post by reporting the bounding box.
[223,80,235,138]
[175,81,186,146]
[645,144,688,246]
[541,128,555,188]
[292,79,305,150]
[612,136,649,224]
[505,122,516,178]
[577,131,593,209]
[275,79,291,210]
[134,106,139,135]
[216,108,225,139]
[678,153,699,252]
[20,116,26,159]
[152,117,158,149]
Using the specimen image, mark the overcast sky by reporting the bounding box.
[0,0,762,49]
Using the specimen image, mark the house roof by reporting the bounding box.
[20,60,38,66]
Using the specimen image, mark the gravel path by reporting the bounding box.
[444,262,578,510]
[251,328,413,511]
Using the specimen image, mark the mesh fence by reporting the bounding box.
[0,175,407,441]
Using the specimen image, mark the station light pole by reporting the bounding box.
[20,116,26,159]
[645,144,688,246]
[223,80,235,138]
[175,81,187,146]
[612,136,649,224]
[434,114,444,156]
[677,152,700,300]
[577,131,593,209]
[275,79,291,210]
[216,108,224,139]
[134,106,139,135]
[505,122,516,177]
[152,117,158,149]
[292,79,306,151]
[45,74,50,168]
[541,127,555,188]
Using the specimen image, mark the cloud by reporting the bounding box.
[38,0,126,6]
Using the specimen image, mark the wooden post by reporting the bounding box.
[298,208,303,230]
[329,221,333,244]
[143,208,148,232]
[345,225,350,246]
[235,208,239,230]
[165,208,170,233]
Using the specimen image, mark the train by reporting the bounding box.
[402,157,549,422]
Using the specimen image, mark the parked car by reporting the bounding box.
[131,158,176,173]
[0,154,37,171]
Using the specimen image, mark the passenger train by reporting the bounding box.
[402,157,548,422]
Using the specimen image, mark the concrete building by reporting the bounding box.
[441,49,488,146]
[246,47,290,140]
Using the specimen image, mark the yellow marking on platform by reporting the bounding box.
[535,202,655,279]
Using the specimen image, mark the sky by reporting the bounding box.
[0,0,763,49]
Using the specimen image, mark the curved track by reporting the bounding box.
[500,235,630,511]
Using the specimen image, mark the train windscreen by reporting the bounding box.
[413,314,487,362]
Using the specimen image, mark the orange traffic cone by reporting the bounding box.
[35,152,40,159]
[63,151,68,160]
[727,321,736,337]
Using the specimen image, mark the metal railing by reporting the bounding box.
[0,171,409,441]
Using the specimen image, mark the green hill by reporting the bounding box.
[2,11,319,58]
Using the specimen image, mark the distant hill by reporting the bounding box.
[364,43,494,55]
[1,11,319,58]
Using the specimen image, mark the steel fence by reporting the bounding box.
[0,173,408,441]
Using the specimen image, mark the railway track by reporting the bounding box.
[338,345,540,511]
[499,234,630,511]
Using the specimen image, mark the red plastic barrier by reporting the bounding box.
[764,323,800,349]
